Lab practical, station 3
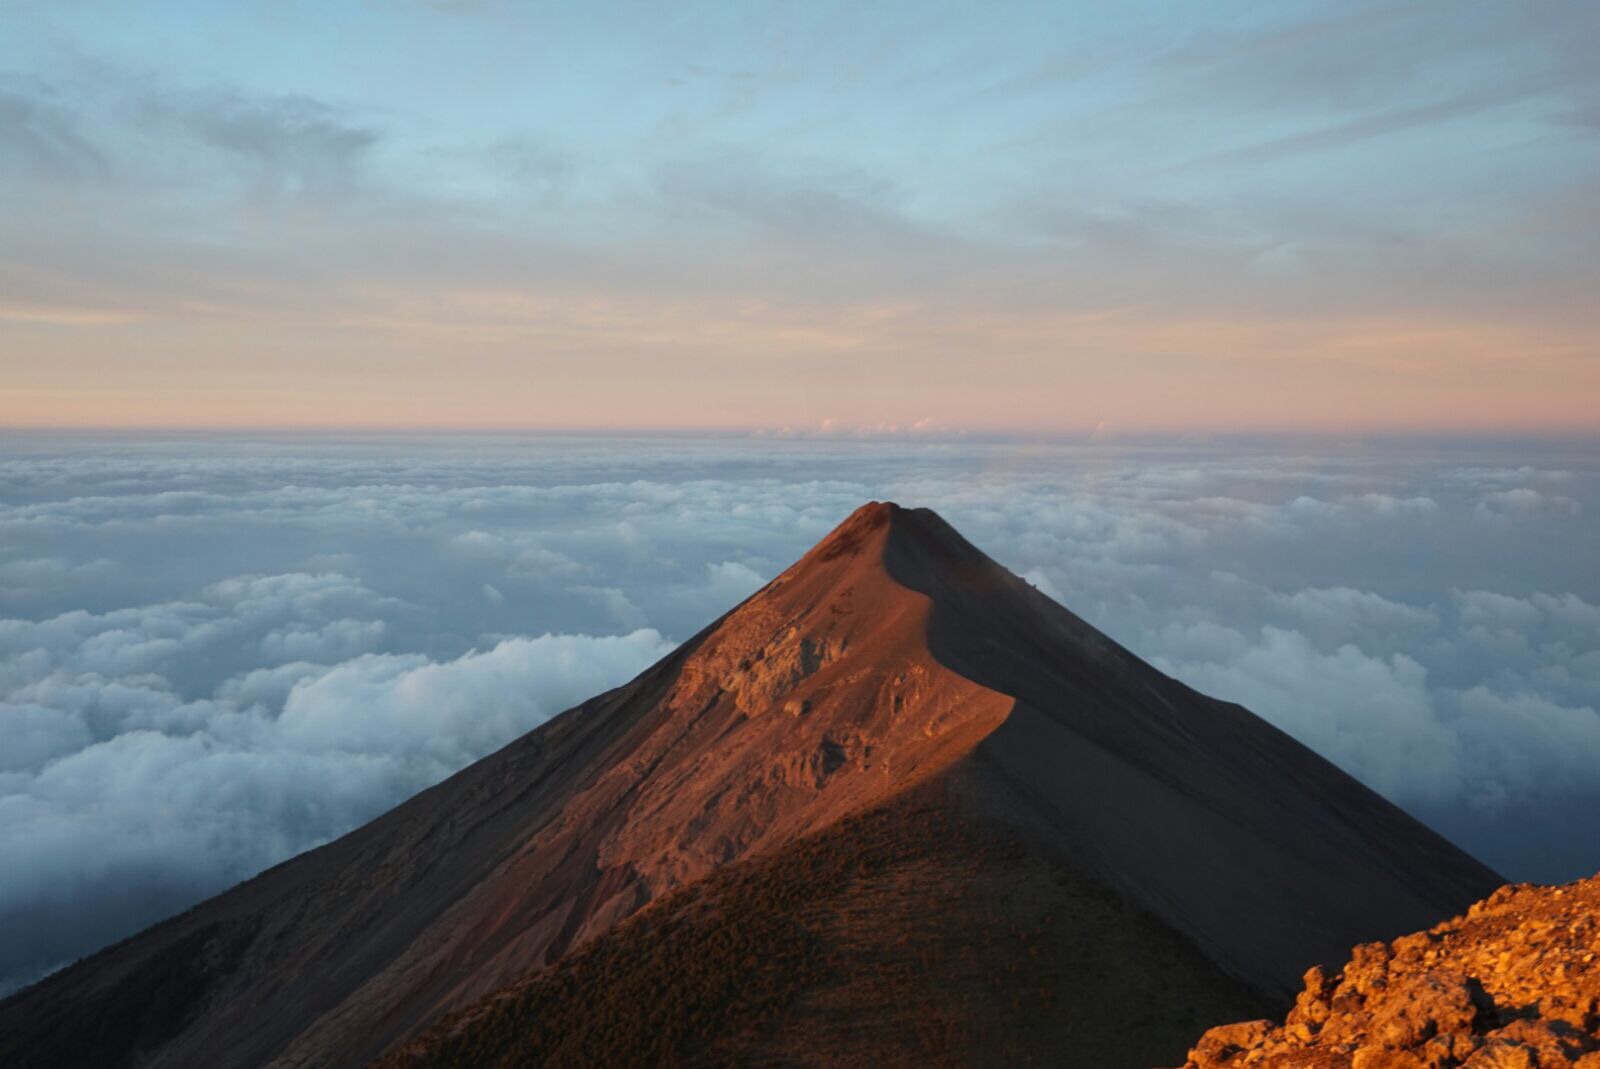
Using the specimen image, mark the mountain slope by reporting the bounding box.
[376,778,1272,1069]
[0,502,1499,1068]
[884,505,1499,995]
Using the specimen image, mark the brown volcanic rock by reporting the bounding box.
[1184,875,1600,1069]
[0,503,1500,1069]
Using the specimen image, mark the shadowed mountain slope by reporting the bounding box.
[0,502,1499,1069]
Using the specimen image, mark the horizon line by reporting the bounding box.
[4,424,1599,445]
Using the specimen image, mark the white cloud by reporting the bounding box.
[1530,592,1600,633]
[1356,493,1437,515]
[1453,687,1600,802]
[259,618,389,662]
[1456,588,1545,630]
[1155,626,1463,805]
[701,560,767,606]
[1476,487,1582,519]
[450,530,584,577]
[0,703,95,772]
[272,631,674,761]
[1278,586,1438,639]
[0,619,672,995]
[214,661,331,711]
[1022,567,1064,603]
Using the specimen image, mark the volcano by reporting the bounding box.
[0,502,1499,1068]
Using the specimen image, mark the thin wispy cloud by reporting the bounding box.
[1,2,1596,431]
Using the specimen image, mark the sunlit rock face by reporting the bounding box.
[1185,874,1600,1069]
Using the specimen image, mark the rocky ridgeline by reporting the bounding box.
[1185,875,1600,1068]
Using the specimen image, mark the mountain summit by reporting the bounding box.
[0,503,1499,1068]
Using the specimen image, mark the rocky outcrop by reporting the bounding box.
[1185,875,1600,1069]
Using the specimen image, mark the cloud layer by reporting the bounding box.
[0,560,673,993]
[0,432,1596,993]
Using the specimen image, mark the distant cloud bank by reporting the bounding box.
[0,432,1596,995]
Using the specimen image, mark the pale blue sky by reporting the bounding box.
[3,1,1598,430]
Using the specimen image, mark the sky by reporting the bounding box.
[1,432,1597,995]
[3,0,1599,432]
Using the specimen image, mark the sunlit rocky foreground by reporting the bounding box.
[1185,874,1600,1068]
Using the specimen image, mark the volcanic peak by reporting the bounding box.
[0,500,1503,1069]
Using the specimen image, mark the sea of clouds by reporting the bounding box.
[1,432,1596,994]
